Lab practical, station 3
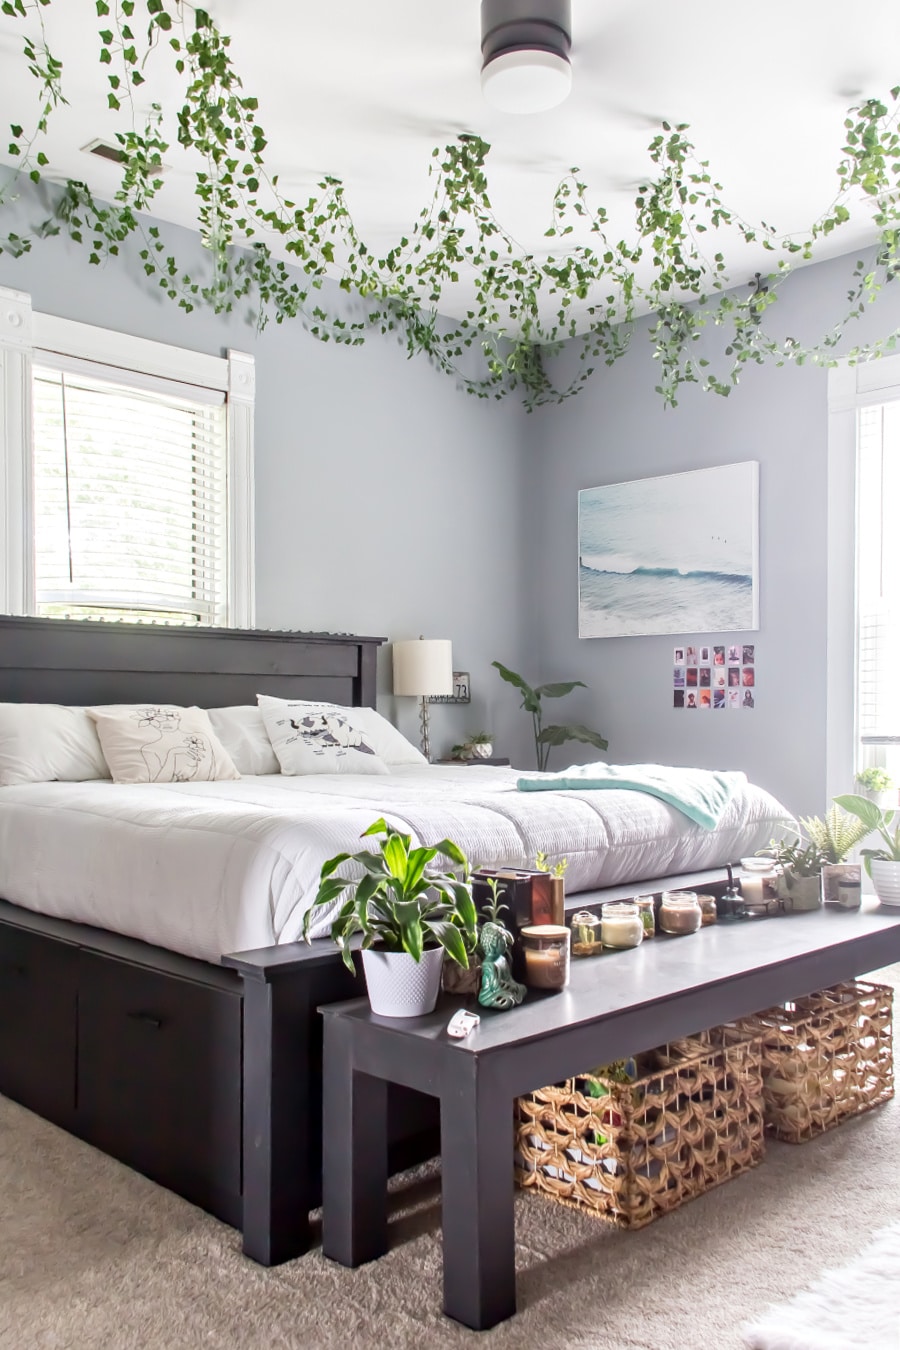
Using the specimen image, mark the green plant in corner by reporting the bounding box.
[492,661,608,771]
[301,818,478,972]
[834,794,900,871]
[760,836,826,884]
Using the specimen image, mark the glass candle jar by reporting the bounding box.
[739,858,779,907]
[634,895,656,937]
[520,924,570,990]
[570,910,603,958]
[600,901,644,950]
[697,894,718,926]
[659,891,702,935]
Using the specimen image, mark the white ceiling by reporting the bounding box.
[2,1,900,324]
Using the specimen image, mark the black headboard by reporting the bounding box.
[0,616,384,709]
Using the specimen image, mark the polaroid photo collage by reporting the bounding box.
[673,643,756,710]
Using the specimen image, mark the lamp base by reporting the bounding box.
[418,696,432,762]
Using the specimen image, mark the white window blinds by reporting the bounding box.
[32,362,228,625]
[857,402,900,739]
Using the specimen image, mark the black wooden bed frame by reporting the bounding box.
[0,615,733,1266]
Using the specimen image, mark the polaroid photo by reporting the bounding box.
[742,667,755,687]
[728,688,741,709]
[699,689,711,708]
[699,667,711,687]
[741,688,755,709]
[674,647,685,664]
[713,688,726,710]
[713,646,725,665]
[686,667,698,687]
[700,646,710,663]
[727,645,741,664]
[728,667,741,687]
[742,644,755,665]
[674,667,685,688]
[685,691,699,709]
[686,646,699,665]
[674,689,685,709]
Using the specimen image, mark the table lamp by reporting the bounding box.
[392,637,453,761]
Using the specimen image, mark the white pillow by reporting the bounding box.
[353,707,427,766]
[254,695,425,766]
[86,705,241,785]
[257,695,389,776]
[0,703,110,785]
[208,706,280,776]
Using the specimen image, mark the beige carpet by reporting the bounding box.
[2,968,899,1350]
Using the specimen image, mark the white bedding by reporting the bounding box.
[0,765,792,963]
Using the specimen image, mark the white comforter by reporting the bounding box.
[0,766,792,963]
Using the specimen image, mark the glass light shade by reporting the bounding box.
[392,638,453,697]
[480,49,572,114]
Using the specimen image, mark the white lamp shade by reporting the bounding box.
[481,49,572,114]
[392,639,453,698]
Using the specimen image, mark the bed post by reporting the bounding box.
[224,942,362,1265]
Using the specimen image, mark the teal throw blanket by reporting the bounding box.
[516,762,747,830]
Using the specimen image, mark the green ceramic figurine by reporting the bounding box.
[477,921,526,1010]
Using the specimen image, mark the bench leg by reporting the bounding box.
[440,1064,516,1330]
[322,1016,389,1267]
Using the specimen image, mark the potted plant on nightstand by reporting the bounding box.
[301,818,478,1017]
[834,794,900,908]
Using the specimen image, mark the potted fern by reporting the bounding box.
[302,818,478,1017]
[764,806,869,910]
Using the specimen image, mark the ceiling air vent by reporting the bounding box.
[80,139,169,174]
[81,139,127,164]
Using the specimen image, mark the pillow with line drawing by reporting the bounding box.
[86,705,240,785]
[257,695,389,776]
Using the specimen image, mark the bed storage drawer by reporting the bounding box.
[0,923,77,1128]
[77,951,242,1222]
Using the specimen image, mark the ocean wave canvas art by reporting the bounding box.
[578,462,759,639]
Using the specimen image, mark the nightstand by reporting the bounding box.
[436,757,510,766]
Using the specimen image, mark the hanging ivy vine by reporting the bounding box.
[1,0,900,407]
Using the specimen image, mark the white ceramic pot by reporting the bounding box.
[360,945,444,1018]
[777,872,821,912]
[470,741,493,760]
[871,858,900,908]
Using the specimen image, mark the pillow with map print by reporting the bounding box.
[257,695,389,776]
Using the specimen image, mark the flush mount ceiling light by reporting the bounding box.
[480,0,572,114]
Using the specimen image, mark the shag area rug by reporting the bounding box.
[1,962,899,1350]
[742,1218,900,1350]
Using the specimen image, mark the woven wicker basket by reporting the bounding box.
[729,980,894,1143]
[514,1028,764,1230]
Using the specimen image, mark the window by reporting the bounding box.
[0,286,254,626]
[827,355,900,798]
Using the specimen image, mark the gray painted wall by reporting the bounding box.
[522,251,900,817]
[0,182,532,763]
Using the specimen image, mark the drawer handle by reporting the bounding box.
[127,1011,164,1030]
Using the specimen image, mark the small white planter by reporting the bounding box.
[469,741,493,759]
[361,946,444,1018]
[870,858,900,909]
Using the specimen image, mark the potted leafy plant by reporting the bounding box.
[834,794,900,907]
[492,661,608,771]
[451,732,494,761]
[763,837,826,911]
[855,766,896,808]
[301,818,478,1017]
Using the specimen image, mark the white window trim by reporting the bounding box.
[826,352,900,801]
[0,284,255,627]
